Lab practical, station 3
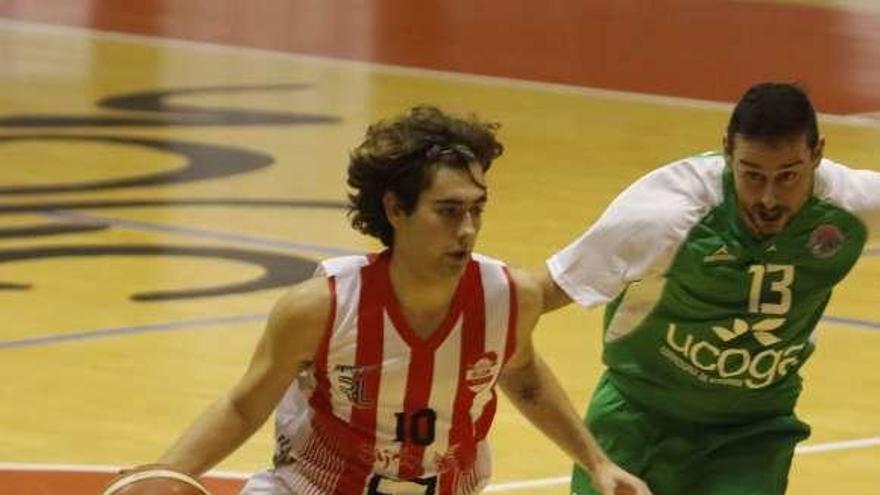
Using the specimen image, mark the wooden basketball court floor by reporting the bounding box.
[0,1,878,494]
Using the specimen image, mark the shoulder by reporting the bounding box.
[612,154,725,227]
[814,159,880,212]
[814,159,880,237]
[503,265,543,321]
[315,254,373,278]
[546,154,725,307]
[471,252,513,283]
[270,276,333,328]
[471,254,541,317]
[250,275,335,367]
[557,154,726,254]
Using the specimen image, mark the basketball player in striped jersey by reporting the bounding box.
[156,106,651,495]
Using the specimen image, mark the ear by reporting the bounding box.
[383,191,403,228]
[722,134,731,157]
[812,136,825,167]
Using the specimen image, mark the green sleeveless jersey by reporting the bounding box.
[548,155,880,424]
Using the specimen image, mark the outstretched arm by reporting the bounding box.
[157,277,331,475]
[537,263,574,313]
[498,268,651,495]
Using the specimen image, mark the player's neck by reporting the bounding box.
[389,256,459,304]
[388,255,460,338]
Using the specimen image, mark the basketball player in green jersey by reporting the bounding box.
[540,82,880,495]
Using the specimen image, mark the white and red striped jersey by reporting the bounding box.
[268,251,518,495]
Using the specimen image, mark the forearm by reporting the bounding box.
[537,265,573,314]
[499,355,609,474]
[158,394,267,475]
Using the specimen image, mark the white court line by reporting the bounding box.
[2,19,880,130]
[795,435,880,454]
[848,112,880,120]
[484,476,570,492]
[2,435,879,492]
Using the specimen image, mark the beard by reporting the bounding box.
[746,205,789,234]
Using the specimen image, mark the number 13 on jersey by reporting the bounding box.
[748,264,795,315]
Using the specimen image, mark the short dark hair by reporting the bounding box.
[347,106,503,247]
[726,82,819,152]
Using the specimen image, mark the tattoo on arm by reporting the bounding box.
[515,382,540,404]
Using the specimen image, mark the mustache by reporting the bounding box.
[752,205,786,213]
[751,205,787,220]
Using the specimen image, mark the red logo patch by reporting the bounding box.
[807,224,845,258]
[465,351,499,393]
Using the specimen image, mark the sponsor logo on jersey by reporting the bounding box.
[712,317,784,346]
[432,444,463,473]
[807,224,845,258]
[374,447,402,470]
[272,433,295,467]
[332,363,378,407]
[661,323,805,389]
[704,245,736,263]
[465,351,499,393]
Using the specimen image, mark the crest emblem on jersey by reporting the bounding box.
[433,444,462,473]
[465,351,499,393]
[332,364,377,407]
[807,224,845,258]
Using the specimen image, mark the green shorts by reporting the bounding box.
[572,374,811,495]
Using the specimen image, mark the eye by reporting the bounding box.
[437,206,461,217]
[777,171,798,183]
[743,171,765,183]
[471,204,485,216]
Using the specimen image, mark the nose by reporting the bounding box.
[760,182,778,209]
[458,211,478,239]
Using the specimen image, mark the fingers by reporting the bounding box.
[629,477,653,495]
[597,477,653,495]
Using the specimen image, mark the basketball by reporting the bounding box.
[100,465,211,495]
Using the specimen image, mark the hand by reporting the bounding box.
[589,459,653,495]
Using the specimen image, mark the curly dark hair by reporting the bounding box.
[347,106,503,247]
[726,82,819,152]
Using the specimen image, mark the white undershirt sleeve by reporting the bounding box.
[546,157,724,309]
[815,160,880,241]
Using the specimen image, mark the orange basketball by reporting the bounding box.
[100,465,211,495]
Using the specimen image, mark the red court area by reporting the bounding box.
[2,0,880,113]
[0,468,244,495]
